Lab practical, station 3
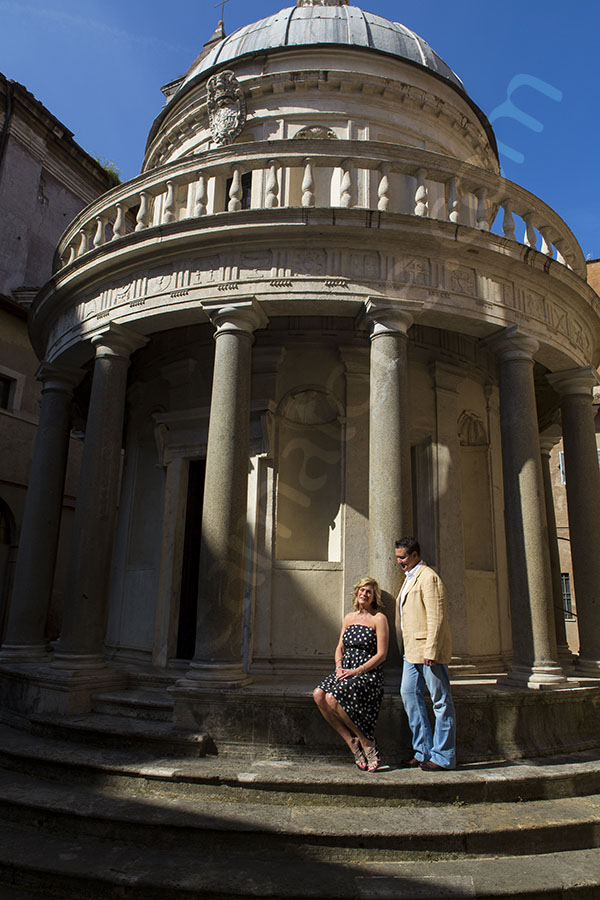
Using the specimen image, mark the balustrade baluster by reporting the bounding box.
[414,168,428,217]
[539,228,553,257]
[502,199,516,240]
[447,176,460,224]
[76,229,88,258]
[475,187,490,231]
[67,244,77,265]
[195,172,207,217]
[265,160,279,209]
[112,203,126,240]
[229,167,242,211]
[136,191,151,231]
[523,213,537,249]
[93,216,106,249]
[302,158,315,208]
[554,239,567,266]
[163,180,176,224]
[377,163,390,211]
[340,159,353,209]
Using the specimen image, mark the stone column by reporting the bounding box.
[185,298,268,685]
[486,328,565,687]
[547,368,600,673]
[365,298,413,597]
[430,361,468,658]
[0,362,82,660]
[53,324,147,669]
[539,428,573,667]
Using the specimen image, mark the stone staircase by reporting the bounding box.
[0,718,598,899]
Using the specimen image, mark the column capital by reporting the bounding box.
[35,361,84,393]
[482,326,538,362]
[547,366,599,398]
[91,322,148,360]
[362,297,414,339]
[539,424,562,457]
[201,297,269,337]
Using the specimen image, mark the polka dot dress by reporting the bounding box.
[317,623,384,740]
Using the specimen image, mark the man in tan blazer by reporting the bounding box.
[395,536,456,770]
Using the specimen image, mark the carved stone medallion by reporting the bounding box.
[294,125,337,140]
[207,70,246,145]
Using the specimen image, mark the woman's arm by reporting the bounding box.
[333,614,352,673]
[363,613,388,671]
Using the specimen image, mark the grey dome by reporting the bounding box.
[180,5,464,90]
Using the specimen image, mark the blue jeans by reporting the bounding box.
[400,657,456,769]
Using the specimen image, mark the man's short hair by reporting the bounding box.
[395,536,420,556]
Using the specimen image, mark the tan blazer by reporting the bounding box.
[395,563,452,664]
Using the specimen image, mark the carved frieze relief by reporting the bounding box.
[447,265,477,297]
[350,252,380,280]
[191,256,222,284]
[42,245,596,368]
[293,249,326,276]
[240,251,273,273]
[397,256,430,286]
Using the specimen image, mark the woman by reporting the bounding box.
[313,577,388,772]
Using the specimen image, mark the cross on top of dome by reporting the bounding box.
[296,0,350,6]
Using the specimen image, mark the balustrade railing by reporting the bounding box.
[55,140,585,277]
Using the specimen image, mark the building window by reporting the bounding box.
[561,573,575,620]
[0,375,14,411]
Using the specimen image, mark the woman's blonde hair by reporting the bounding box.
[351,577,384,612]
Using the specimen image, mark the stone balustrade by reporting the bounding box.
[56,140,585,277]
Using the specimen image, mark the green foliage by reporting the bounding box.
[96,157,121,187]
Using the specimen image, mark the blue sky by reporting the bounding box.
[1,0,598,259]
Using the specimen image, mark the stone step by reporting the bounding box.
[1,722,599,807]
[0,721,599,898]
[0,764,599,861]
[28,712,210,757]
[0,818,598,900]
[92,688,175,722]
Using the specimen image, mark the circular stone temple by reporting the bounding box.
[1,0,599,760]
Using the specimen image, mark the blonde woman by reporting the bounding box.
[313,578,388,772]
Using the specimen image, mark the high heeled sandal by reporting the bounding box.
[352,746,367,770]
[365,745,381,772]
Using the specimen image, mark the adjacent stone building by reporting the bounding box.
[1,1,599,736]
[0,74,115,645]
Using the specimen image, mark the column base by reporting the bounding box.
[557,644,577,671]
[180,660,252,688]
[574,658,600,677]
[51,652,107,670]
[0,661,126,717]
[0,643,51,663]
[498,663,572,690]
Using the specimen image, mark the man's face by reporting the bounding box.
[395,547,419,573]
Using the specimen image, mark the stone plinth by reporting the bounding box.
[170,675,599,763]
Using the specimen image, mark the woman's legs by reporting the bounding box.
[313,688,375,755]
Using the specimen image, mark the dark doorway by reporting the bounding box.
[176,459,206,660]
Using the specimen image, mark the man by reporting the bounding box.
[395,536,456,771]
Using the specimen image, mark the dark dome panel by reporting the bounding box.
[180,4,464,91]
